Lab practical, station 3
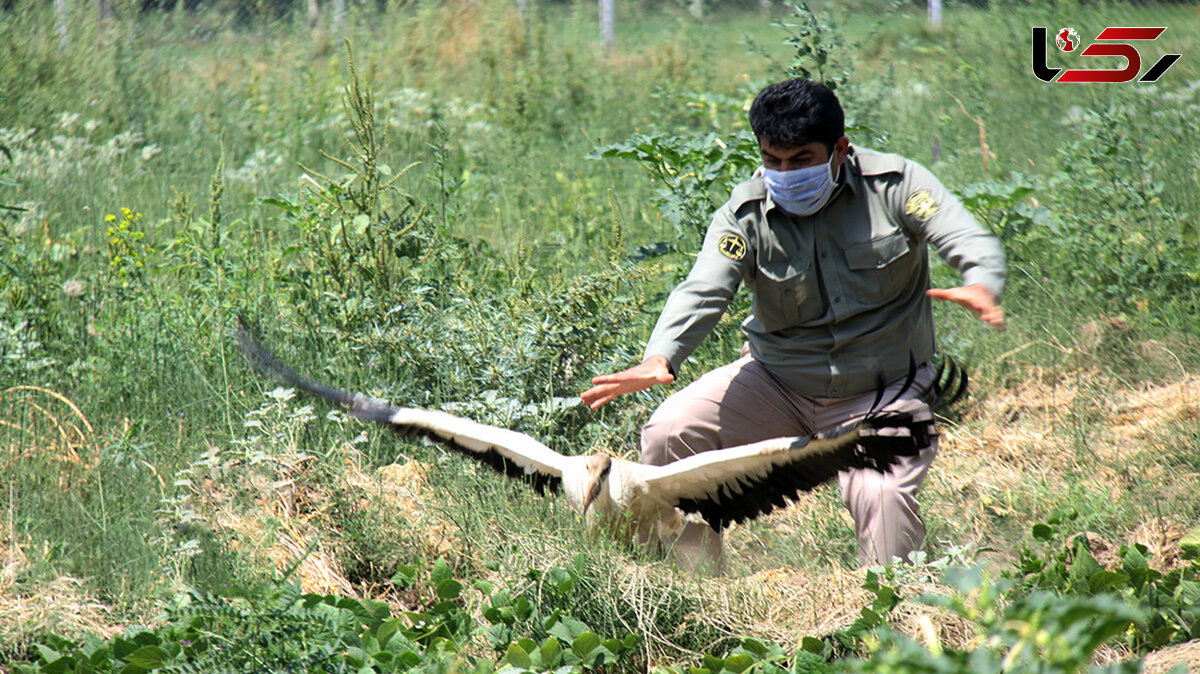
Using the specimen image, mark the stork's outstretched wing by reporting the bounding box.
[235,322,570,494]
[641,411,936,531]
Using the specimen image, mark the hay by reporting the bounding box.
[344,459,460,558]
[1142,640,1200,674]
[0,533,120,651]
[0,386,97,490]
[1129,518,1194,573]
[0,573,118,644]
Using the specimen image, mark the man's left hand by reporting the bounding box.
[927,284,1005,329]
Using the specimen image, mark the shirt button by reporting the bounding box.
[821,252,828,259]
[834,297,843,303]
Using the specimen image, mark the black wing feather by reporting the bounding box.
[235,320,562,495]
[672,358,969,531]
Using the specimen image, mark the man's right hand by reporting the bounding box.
[581,356,675,409]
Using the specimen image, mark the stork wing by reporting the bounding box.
[640,412,935,531]
[235,321,570,494]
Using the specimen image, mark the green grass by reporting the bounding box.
[3,0,1200,668]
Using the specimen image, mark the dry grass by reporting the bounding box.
[0,564,120,652]
[185,442,461,604]
[925,367,1200,560]
[1142,639,1200,674]
[0,387,123,653]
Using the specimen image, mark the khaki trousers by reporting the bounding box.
[640,354,938,572]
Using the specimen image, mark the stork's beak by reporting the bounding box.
[582,477,603,514]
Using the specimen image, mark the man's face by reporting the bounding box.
[760,136,851,174]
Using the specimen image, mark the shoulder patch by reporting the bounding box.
[718,233,747,260]
[905,190,940,222]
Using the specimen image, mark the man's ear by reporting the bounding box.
[835,136,851,159]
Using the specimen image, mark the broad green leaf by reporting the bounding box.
[35,645,62,663]
[723,653,754,673]
[375,618,401,651]
[799,637,830,658]
[571,632,601,659]
[1149,625,1178,648]
[260,197,300,214]
[1068,543,1102,591]
[487,606,514,625]
[547,566,575,595]
[124,638,170,666]
[1032,523,1054,541]
[505,642,532,669]
[431,558,452,585]
[702,653,725,671]
[485,623,512,648]
[112,638,139,660]
[1182,580,1200,607]
[361,598,392,622]
[391,564,417,588]
[738,638,767,657]
[547,614,590,642]
[1088,570,1128,593]
[540,637,563,665]
[516,637,537,653]
[436,579,462,600]
[344,646,369,666]
[1181,524,1200,560]
[513,597,533,621]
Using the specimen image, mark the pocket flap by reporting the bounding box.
[846,231,909,270]
[759,261,807,284]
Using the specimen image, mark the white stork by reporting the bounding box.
[236,324,962,542]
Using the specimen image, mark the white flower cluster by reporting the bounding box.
[0,114,160,185]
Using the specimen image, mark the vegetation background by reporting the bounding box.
[1,0,1199,670]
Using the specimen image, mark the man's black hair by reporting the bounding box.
[748,79,845,153]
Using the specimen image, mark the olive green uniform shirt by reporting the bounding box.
[643,146,1007,398]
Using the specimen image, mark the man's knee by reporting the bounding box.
[842,468,926,564]
[843,470,919,517]
[640,415,677,466]
[641,416,706,466]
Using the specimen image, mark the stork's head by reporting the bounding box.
[582,454,613,515]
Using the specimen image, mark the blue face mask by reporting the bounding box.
[763,154,839,216]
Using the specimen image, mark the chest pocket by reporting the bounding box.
[844,231,914,304]
[754,259,822,329]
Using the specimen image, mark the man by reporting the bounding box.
[580,78,1006,573]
